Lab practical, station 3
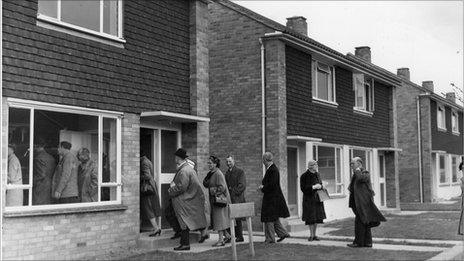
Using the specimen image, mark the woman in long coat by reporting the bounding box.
[300,160,326,241]
[140,155,161,236]
[458,159,463,235]
[203,155,232,247]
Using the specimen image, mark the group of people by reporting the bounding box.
[6,140,98,206]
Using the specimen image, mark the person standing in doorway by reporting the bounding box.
[300,159,326,241]
[7,144,23,206]
[52,141,79,204]
[140,152,162,237]
[347,157,386,248]
[32,138,56,205]
[259,152,291,243]
[225,155,246,243]
[169,148,207,251]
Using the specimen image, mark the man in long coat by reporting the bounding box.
[52,141,79,203]
[33,139,56,205]
[347,157,386,248]
[259,152,290,243]
[225,155,246,242]
[168,148,207,251]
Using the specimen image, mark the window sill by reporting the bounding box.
[353,108,373,117]
[312,98,338,108]
[437,127,447,132]
[452,131,460,136]
[37,14,125,48]
[3,204,128,218]
[327,194,346,199]
[438,183,451,187]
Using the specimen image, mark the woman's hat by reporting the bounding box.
[174,148,188,159]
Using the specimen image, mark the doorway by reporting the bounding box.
[378,154,387,208]
[287,147,299,217]
[140,127,181,231]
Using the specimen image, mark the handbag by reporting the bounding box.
[316,188,330,202]
[213,194,228,208]
[141,180,155,196]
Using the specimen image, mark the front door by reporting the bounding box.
[287,147,299,216]
[140,127,181,231]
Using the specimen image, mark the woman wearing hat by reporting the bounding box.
[300,159,326,241]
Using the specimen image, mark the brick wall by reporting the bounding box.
[1,112,140,260]
[286,46,393,148]
[385,151,397,208]
[431,100,464,155]
[209,1,277,229]
[3,0,191,114]
[421,98,434,202]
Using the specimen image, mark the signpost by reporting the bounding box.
[229,202,255,261]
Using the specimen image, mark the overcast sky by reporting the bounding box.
[234,1,464,104]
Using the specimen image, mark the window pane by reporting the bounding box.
[61,0,100,32]
[439,155,447,183]
[103,0,118,36]
[318,146,336,194]
[379,156,385,178]
[103,118,117,183]
[335,148,341,183]
[353,74,365,108]
[161,130,177,173]
[34,110,98,204]
[101,186,117,201]
[38,0,58,18]
[8,108,30,207]
[365,83,370,110]
[317,70,329,100]
[380,184,385,206]
[452,157,458,183]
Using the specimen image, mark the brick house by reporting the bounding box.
[396,68,463,203]
[209,0,401,228]
[2,0,210,259]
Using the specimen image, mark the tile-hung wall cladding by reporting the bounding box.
[5,99,122,210]
[431,100,464,155]
[3,0,191,114]
[286,46,392,148]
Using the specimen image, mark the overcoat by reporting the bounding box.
[140,156,161,218]
[261,164,290,222]
[33,150,56,205]
[78,159,98,202]
[348,168,386,227]
[169,162,207,231]
[52,151,79,198]
[458,177,464,235]
[204,168,232,231]
[300,170,326,224]
[225,166,246,204]
[7,153,23,206]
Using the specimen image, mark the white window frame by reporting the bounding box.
[437,104,446,131]
[451,110,459,134]
[437,153,448,185]
[312,60,337,106]
[5,98,123,212]
[312,143,344,196]
[37,0,124,42]
[353,73,375,115]
[451,155,460,184]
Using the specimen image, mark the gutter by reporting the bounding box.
[259,37,266,176]
[417,93,430,203]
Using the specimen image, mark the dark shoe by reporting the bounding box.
[198,235,209,243]
[149,229,162,237]
[313,236,320,241]
[347,243,361,248]
[307,237,314,241]
[365,244,372,248]
[212,241,226,247]
[170,232,181,240]
[224,237,232,244]
[264,240,275,244]
[236,237,244,242]
[277,234,290,242]
[173,245,190,251]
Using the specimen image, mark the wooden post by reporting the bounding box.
[247,216,255,257]
[230,219,237,261]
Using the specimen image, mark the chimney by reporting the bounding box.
[286,16,308,36]
[397,68,410,81]
[422,81,434,93]
[355,46,371,63]
[446,92,456,103]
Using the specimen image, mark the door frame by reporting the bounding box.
[287,145,300,218]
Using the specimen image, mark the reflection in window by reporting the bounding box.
[161,130,178,173]
[439,155,447,184]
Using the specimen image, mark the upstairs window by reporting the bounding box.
[312,60,336,103]
[38,0,122,39]
[353,73,374,112]
[437,105,446,130]
[451,110,459,134]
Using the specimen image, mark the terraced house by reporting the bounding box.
[2,0,210,259]
[209,0,402,229]
[396,68,463,203]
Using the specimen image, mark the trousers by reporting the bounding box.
[264,218,288,243]
[354,215,372,246]
[226,219,243,239]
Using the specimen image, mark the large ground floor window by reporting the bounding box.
[6,99,122,210]
[312,144,343,195]
[434,152,462,187]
